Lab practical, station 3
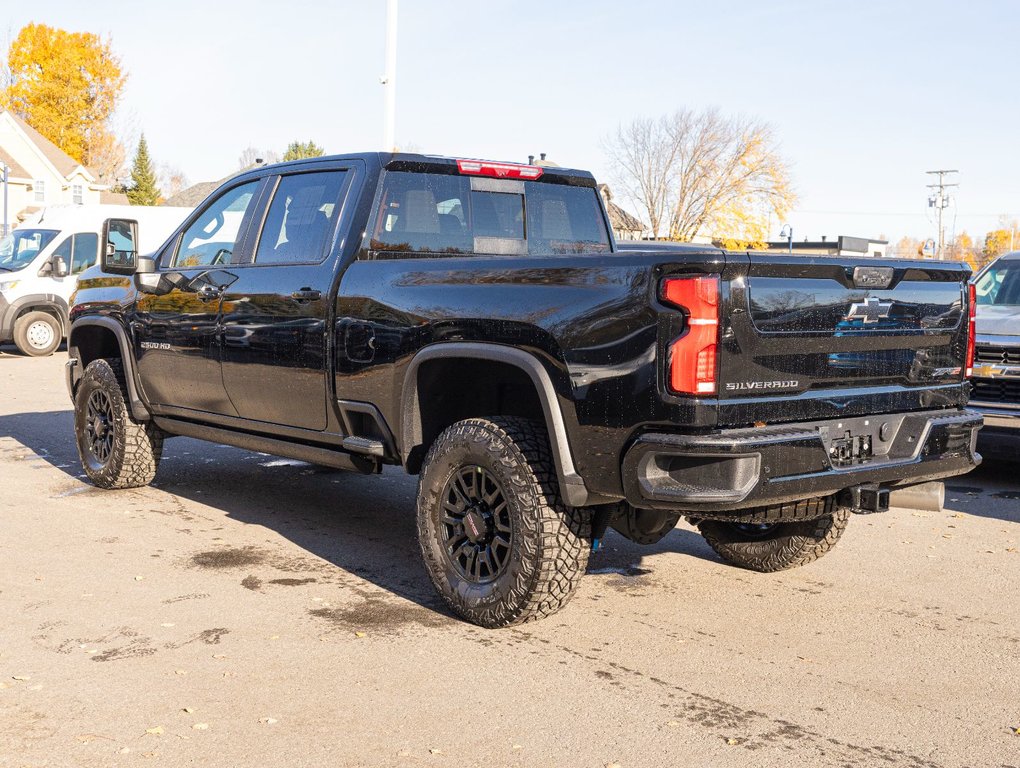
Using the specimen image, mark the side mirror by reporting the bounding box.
[53,256,68,278]
[101,218,140,275]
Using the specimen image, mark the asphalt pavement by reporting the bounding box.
[1,348,1018,767]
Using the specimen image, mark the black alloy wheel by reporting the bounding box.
[440,466,512,583]
[84,389,116,468]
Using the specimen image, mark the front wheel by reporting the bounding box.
[13,311,62,356]
[73,358,163,489]
[698,501,851,572]
[417,417,590,628]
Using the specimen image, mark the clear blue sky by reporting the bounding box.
[6,0,1019,245]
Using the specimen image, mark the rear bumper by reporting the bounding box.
[622,408,982,513]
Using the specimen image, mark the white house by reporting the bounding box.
[0,110,123,233]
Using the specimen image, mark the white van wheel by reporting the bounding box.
[14,311,62,356]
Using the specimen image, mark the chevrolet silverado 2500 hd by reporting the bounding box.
[66,153,982,627]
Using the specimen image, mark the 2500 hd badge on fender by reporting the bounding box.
[66,153,982,628]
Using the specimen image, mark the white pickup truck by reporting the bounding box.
[0,205,192,355]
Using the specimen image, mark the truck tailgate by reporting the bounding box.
[716,253,970,427]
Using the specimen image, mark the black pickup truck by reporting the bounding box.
[66,153,982,627]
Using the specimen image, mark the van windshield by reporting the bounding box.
[0,229,59,272]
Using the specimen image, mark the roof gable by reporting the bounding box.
[2,110,96,182]
[0,146,30,179]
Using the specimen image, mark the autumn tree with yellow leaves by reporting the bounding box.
[605,108,794,248]
[984,223,1018,261]
[1,23,126,181]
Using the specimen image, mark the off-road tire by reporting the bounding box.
[417,417,590,628]
[13,310,62,357]
[74,358,163,489]
[698,500,851,572]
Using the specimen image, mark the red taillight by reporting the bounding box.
[455,159,544,180]
[662,276,720,395]
[965,282,976,377]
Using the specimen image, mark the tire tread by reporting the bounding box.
[74,358,162,489]
[417,416,589,628]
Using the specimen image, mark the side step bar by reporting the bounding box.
[153,417,380,474]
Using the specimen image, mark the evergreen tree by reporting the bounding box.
[282,140,325,161]
[126,135,161,205]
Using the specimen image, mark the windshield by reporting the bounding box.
[975,259,1020,307]
[0,229,59,272]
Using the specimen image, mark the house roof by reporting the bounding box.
[162,163,265,208]
[6,111,94,181]
[598,184,645,232]
[100,189,130,205]
[0,146,30,179]
[162,180,222,208]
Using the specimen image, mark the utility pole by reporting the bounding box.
[381,0,398,152]
[926,169,958,260]
[1,162,8,238]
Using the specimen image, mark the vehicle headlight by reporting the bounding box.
[0,280,19,293]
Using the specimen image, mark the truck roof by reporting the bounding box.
[239,152,598,187]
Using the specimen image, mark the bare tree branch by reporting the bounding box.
[605,108,795,247]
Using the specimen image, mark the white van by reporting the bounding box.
[0,205,193,356]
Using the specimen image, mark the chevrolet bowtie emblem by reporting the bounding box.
[846,296,893,324]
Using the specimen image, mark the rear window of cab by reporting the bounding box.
[369,171,611,256]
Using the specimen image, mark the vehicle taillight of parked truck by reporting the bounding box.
[661,275,720,395]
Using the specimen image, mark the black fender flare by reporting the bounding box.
[68,316,150,421]
[400,342,596,507]
[1,293,69,339]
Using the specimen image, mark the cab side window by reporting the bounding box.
[369,171,609,256]
[51,237,72,267]
[71,233,99,273]
[254,171,346,265]
[49,233,98,274]
[525,184,610,256]
[173,181,260,268]
[371,172,472,254]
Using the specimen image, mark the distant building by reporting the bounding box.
[163,162,267,208]
[597,184,646,241]
[162,178,228,208]
[0,110,116,231]
[765,235,888,258]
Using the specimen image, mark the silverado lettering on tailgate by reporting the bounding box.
[725,380,801,391]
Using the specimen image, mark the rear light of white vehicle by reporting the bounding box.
[455,159,544,180]
[661,275,720,395]
[965,282,976,377]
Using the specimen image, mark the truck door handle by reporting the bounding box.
[291,289,321,301]
[196,284,222,301]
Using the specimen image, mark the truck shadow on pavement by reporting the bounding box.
[3,409,1015,629]
[0,409,718,625]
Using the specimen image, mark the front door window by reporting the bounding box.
[173,181,260,268]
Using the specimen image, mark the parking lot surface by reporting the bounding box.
[1,349,1018,768]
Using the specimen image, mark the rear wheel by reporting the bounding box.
[697,501,851,572]
[74,358,163,489]
[13,311,62,356]
[416,417,590,628]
